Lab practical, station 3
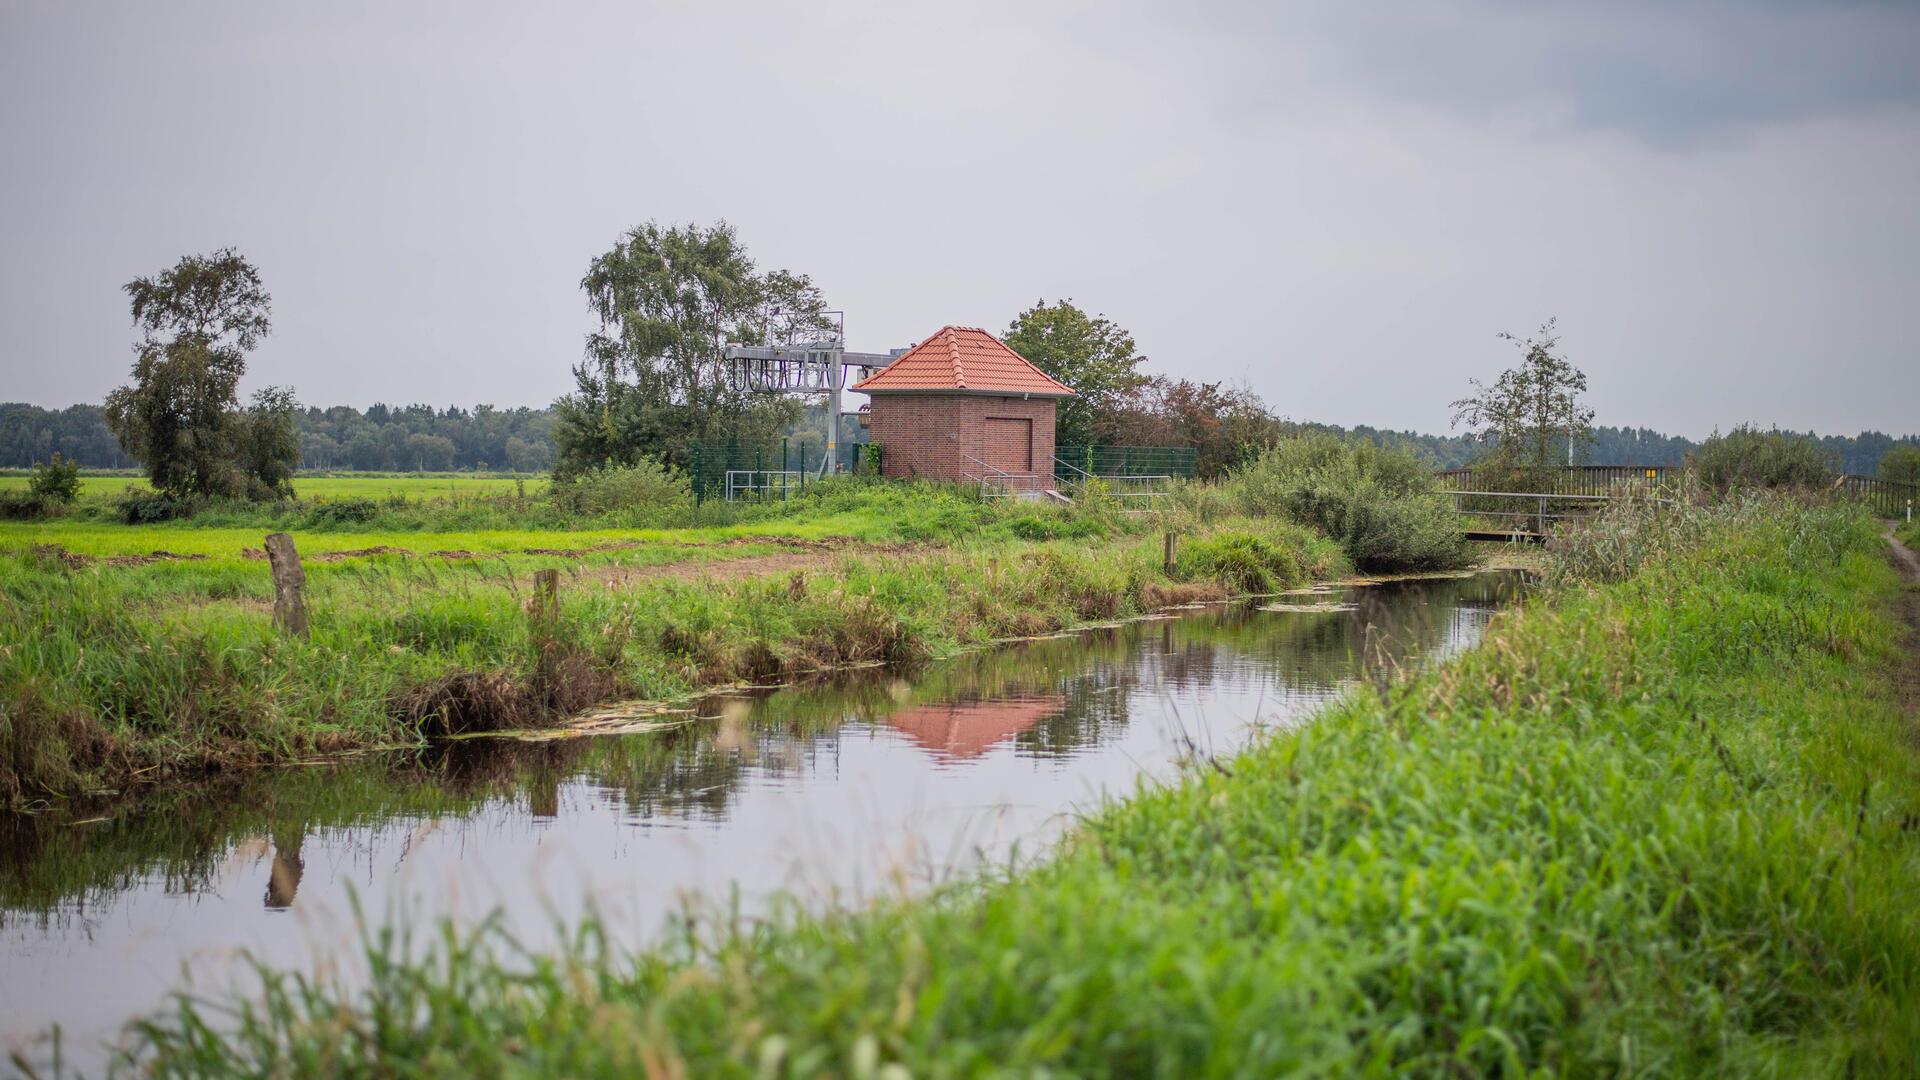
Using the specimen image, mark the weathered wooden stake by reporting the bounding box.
[1163,531,1179,574]
[263,532,309,638]
[531,569,559,636]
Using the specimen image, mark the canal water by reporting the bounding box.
[2,573,1518,1068]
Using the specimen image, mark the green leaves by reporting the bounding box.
[1451,318,1595,473]
[105,250,292,501]
[1001,299,1150,447]
[559,221,830,475]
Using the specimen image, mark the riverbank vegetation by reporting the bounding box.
[6,439,1479,806]
[113,492,1919,1075]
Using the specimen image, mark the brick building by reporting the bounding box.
[852,326,1074,488]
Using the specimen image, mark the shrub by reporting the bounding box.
[1229,433,1472,572]
[547,460,691,517]
[27,454,82,505]
[0,491,47,520]
[1693,425,1835,492]
[1880,445,1920,487]
[116,489,192,524]
[304,498,381,527]
[1179,530,1301,593]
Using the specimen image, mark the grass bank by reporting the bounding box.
[0,489,1351,806]
[120,495,1920,1075]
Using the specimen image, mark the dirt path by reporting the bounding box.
[1885,527,1920,728]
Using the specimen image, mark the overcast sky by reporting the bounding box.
[3,0,1916,437]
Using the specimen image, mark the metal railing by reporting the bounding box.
[1435,464,1920,519]
[725,470,803,502]
[1052,461,1173,510]
[960,446,1043,498]
[1435,464,1681,495]
[1441,490,1616,540]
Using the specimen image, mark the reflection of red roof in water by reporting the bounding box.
[883,695,1066,760]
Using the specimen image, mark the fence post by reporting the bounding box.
[1163,531,1179,574]
[263,533,309,638]
[1536,495,1547,537]
[531,569,559,637]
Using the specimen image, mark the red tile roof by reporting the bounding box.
[851,326,1075,396]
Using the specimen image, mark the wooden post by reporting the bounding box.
[1163,531,1178,574]
[263,532,308,638]
[531,569,559,637]
[530,568,560,702]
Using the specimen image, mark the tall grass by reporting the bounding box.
[110,495,1920,1075]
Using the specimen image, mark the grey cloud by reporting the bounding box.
[1236,1,1920,147]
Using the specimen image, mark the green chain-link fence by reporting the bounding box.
[688,439,875,504]
[1052,446,1197,483]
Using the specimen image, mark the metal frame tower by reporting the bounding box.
[723,312,903,473]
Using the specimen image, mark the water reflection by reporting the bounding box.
[1,572,1518,1065]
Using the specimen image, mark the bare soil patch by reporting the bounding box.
[32,544,210,569]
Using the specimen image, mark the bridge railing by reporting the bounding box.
[1436,465,1919,519]
[1441,490,1618,541]
[1434,464,1681,495]
[1832,474,1920,519]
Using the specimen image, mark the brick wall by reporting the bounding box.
[866,394,1059,484]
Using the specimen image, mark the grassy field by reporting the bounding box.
[115,494,1920,1075]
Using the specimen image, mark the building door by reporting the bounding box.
[982,417,1033,473]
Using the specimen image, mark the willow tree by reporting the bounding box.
[552,221,834,475]
[1450,318,1594,483]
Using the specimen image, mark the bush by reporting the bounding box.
[304,498,381,527]
[0,491,47,520]
[1229,433,1472,572]
[1880,445,1920,487]
[27,454,82,504]
[1178,529,1306,593]
[1693,425,1835,492]
[116,490,192,524]
[547,460,691,517]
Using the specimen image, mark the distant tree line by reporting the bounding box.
[294,403,556,472]
[6,396,1910,478]
[6,401,1911,479]
[0,403,137,469]
[0,401,558,472]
